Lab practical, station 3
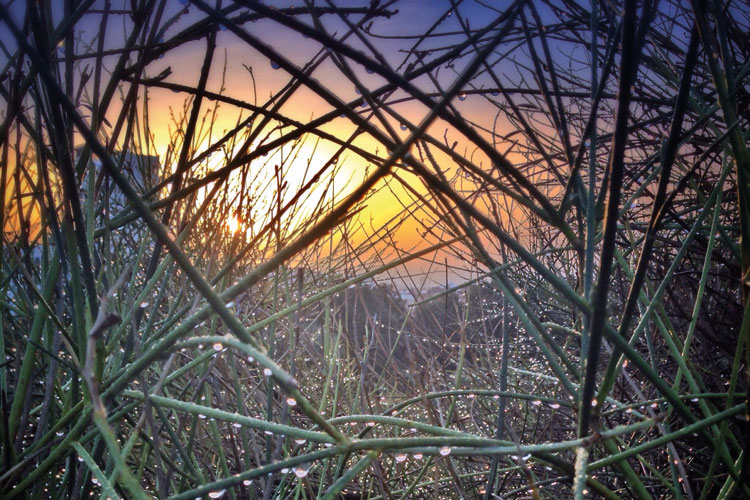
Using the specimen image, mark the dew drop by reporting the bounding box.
[213,342,223,351]
[286,397,297,406]
[198,414,207,419]
[549,403,560,409]
[366,421,375,427]
[413,453,423,459]
[294,439,307,444]
[439,446,451,456]
[531,400,542,406]
[294,467,308,478]
[208,490,226,499]
[457,92,467,101]
[232,423,241,429]
[270,60,280,70]
[400,123,408,131]
[263,368,272,376]
[242,479,252,486]
[395,453,407,462]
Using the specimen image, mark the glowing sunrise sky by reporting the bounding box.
[1,0,554,284]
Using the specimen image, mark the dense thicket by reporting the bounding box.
[1,0,748,498]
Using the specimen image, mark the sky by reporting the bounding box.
[0,0,566,286]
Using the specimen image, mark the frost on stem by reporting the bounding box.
[573,446,589,497]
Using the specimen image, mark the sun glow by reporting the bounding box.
[226,216,241,234]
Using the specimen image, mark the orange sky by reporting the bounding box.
[1,1,548,286]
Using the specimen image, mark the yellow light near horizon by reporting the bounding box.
[227,216,240,234]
